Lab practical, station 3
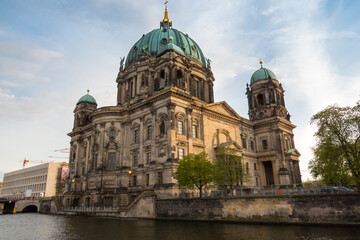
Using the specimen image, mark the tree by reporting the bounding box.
[214,146,250,195]
[175,152,214,198]
[308,141,353,185]
[309,101,360,189]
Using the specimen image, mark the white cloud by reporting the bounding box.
[0,42,62,87]
[0,88,15,100]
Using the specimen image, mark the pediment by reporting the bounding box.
[285,148,301,157]
[206,101,240,119]
[215,141,242,151]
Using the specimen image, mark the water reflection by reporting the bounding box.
[0,213,359,240]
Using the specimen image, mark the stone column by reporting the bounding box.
[186,108,193,153]
[139,117,144,164]
[99,122,106,169]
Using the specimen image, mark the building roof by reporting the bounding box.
[125,8,207,68]
[250,67,277,84]
[77,93,97,105]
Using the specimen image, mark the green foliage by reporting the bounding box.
[214,147,250,194]
[309,101,360,187]
[175,152,214,198]
[309,141,353,185]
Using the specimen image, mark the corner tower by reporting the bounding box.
[246,61,301,186]
[246,61,289,121]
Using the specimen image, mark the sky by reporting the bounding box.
[1,0,360,182]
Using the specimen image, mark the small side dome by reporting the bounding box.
[77,90,97,105]
[250,61,277,84]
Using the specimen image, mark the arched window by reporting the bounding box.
[192,119,199,139]
[160,70,165,88]
[146,125,152,140]
[257,94,264,106]
[141,75,147,87]
[177,120,184,134]
[176,70,184,89]
[242,137,247,149]
[176,114,185,135]
[159,121,165,135]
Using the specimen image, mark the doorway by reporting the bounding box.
[263,161,274,185]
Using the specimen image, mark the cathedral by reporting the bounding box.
[63,5,301,207]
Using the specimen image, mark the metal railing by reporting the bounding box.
[62,206,119,212]
[156,186,357,199]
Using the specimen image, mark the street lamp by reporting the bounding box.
[128,170,132,187]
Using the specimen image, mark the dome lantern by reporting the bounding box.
[160,0,172,29]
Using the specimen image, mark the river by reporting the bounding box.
[0,213,359,240]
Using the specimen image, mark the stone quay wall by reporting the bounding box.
[155,194,360,225]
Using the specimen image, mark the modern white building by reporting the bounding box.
[1,162,68,199]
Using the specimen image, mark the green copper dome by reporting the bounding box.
[77,93,97,105]
[250,67,277,84]
[125,28,207,68]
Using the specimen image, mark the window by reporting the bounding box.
[154,78,159,91]
[83,146,87,158]
[146,174,149,186]
[109,129,116,139]
[196,81,200,98]
[141,76,146,87]
[242,138,247,149]
[176,70,185,89]
[107,152,116,170]
[192,125,198,138]
[256,178,259,187]
[257,94,264,106]
[147,125,152,140]
[132,175,137,187]
[159,121,165,135]
[94,154,98,169]
[157,172,163,184]
[177,121,183,134]
[178,148,184,160]
[134,129,139,143]
[250,140,255,151]
[262,139,268,151]
[246,162,249,173]
[254,162,257,171]
[133,155,138,167]
[160,70,165,88]
[146,152,151,164]
[130,81,134,98]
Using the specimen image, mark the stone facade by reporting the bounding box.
[63,8,301,208]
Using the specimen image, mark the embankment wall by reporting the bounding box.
[156,194,360,225]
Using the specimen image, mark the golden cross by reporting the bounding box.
[165,0,168,9]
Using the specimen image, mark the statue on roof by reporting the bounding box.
[119,56,125,70]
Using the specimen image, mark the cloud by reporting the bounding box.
[0,88,15,100]
[0,41,62,87]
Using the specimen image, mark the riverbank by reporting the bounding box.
[156,194,360,225]
[46,193,360,226]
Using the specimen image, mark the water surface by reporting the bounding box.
[0,213,358,240]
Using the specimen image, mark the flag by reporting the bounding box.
[23,159,29,167]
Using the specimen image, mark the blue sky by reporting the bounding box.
[1,0,360,182]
